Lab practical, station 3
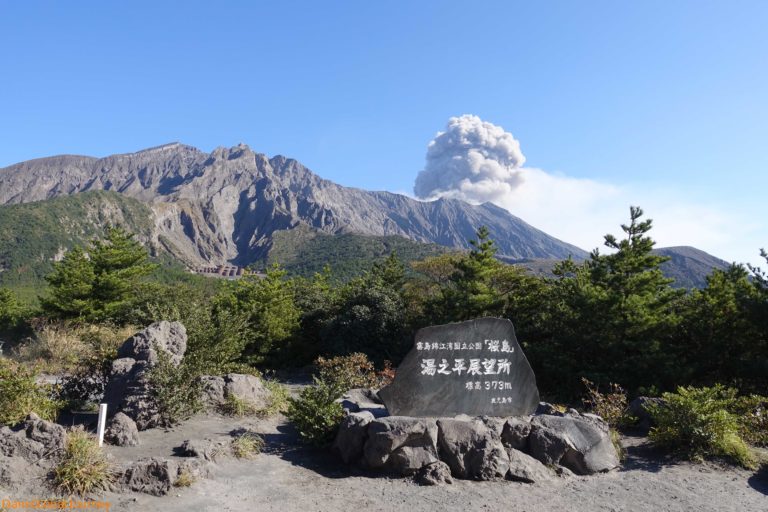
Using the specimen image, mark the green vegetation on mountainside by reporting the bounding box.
[263,226,449,280]
[0,191,154,299]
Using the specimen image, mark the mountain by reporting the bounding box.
[502,246,732,289]
[0,143,588,267]
[655,246,732,289]
[0,191,732,293]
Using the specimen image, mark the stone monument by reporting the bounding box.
[379,317,539,417]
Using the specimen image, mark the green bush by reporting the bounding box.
[286,378,344,446]
[147,347,203,427]
[54,427,114,496]
[260,379,290,417]
[649,385,756,468]
[57,324,133,408]
[0,359,61,426]
[731,394,768,447]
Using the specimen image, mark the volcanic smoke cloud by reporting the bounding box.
[411,115,757,267]
[414,114,526,204]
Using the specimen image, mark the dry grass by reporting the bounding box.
[174,470,196,487]
[259,380,290,417]
[12,323,134,374]
[54,427,114,496]
[0,358,62,426]
[220,394,259,417]
[230,431,264,459]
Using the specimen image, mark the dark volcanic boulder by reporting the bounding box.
[103,321,187,430]
[105,412,140,447]
[198,373,271,411]
[436,418,509,480]
[24,413,67,453]
[0,414,67,463]
[501,417,532,452]
[363,417,439,475]
[116,321,187,365]
[414,461,454,486]
[506,448,554,483]
[121,457,179,496]
[528,415,620,475]
[339,388,388,417]
[333,411,374,464]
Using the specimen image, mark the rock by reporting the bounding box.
[0,426,45,462]
[24,413,67,454]
[339,388,388,417]
[414,461,454,486]
[333,411,374,464]
[0,454,32,489]
[363,417,439,475]
[103,321,188,430]
[0,454,49,493]
[480,416,506,437]
[223,373,270,410]
[528,425,571,466]
[581,412,610,430]
[117,321,187,366]
[105,413,140,447]
[177,458,213,480]
[529,415,620,475]
[628,396,665,431]
[501,417,532,452]
[380,318,540,417]
[506,448,554,483]
[199,376,226,406]
[121,458,179,496]
[436,418,509,481]
[535,402,563,416]
[177,439,227,461]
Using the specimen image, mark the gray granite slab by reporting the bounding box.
[379,318,539,417]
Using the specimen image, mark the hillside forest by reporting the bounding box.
[0,206,766,404]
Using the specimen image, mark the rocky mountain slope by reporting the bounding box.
[0,143,587,266]
[0,143,734,289]
[655,246,732,289]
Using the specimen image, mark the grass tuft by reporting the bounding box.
[259,380,290,417]
[54,427,114,496]
[174,470,195,487]
[230,431,264,459]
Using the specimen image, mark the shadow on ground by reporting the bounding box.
[748,465,768,495]
[258,423,390,480]
[618,434,676,474]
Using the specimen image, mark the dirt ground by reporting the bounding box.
[91,412,768,512]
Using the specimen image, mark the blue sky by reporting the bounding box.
[1,1,766,265]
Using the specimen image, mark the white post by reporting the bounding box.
[97,403,108,447]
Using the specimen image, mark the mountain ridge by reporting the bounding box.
[0,143,588,266]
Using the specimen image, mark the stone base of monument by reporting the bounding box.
[333,390,621,483]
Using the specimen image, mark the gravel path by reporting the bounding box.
[101,413,768,512]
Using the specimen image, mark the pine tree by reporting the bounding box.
[528,207,684,397]
[42,246,96,320]
[220,264,301,364]
[41,227,155,323]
